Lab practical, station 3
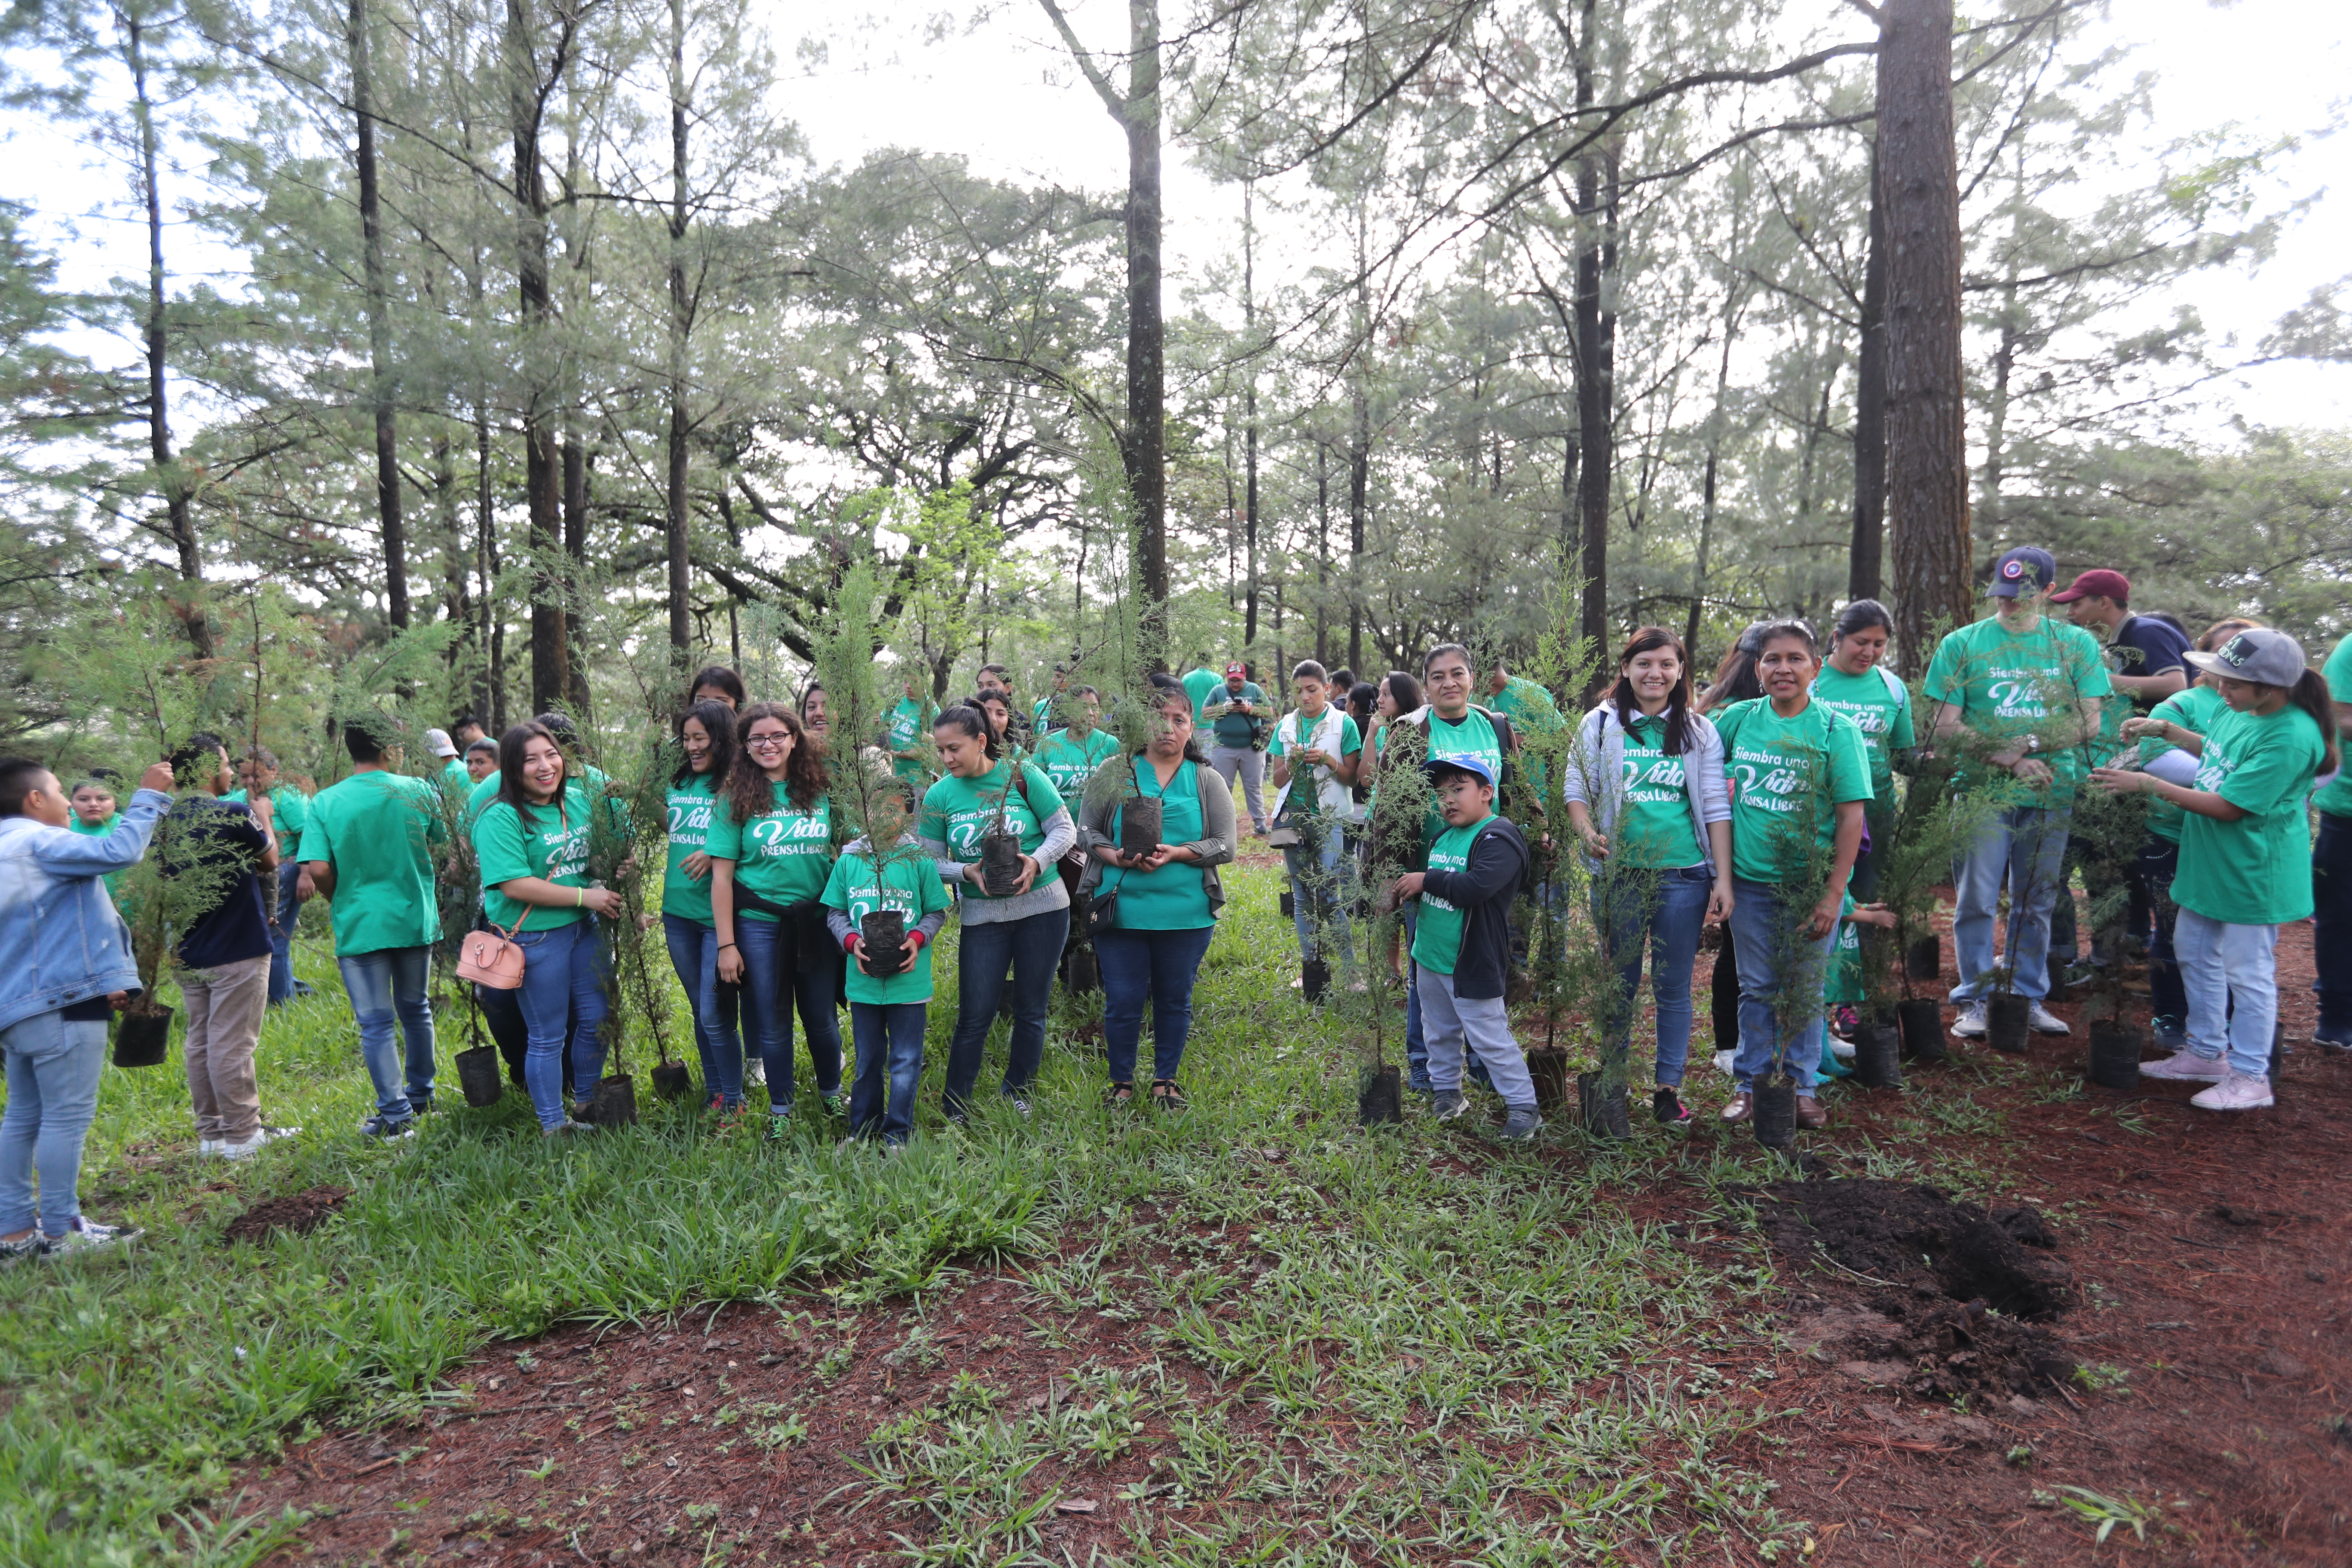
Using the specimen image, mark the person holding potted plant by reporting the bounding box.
[1710,624,1872,1131]
[822,782,953,1146]
[1268,660,1363,996]
[1563,627,1735,1127]
[1923,546,2110,1041]
[472,722,628,1136]
[1809,600,1914,900]
[296,714,447,1139]
[920,704,1074,1121]
[2091,627,2335,1111]
[710,705,842,1139]
[661,700,742,1112]
[1079,685,1238,1109]
[0,754,175,1260]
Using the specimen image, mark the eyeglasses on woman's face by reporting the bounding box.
[746,729,792,753]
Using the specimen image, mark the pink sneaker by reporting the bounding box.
[2190,1072,2274,1112]
[2141,1048,2229,1082]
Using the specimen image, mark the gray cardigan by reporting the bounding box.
[919,769,1077,927]
[1075,753,1237,917]
[1560,704,1733,876]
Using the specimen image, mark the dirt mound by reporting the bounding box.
[1756,1179,2073,1320]
[223,1185,351,1246]
[1796,1288,2080,1402]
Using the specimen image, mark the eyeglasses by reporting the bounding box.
[746,733,791,750]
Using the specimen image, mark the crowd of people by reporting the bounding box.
[0,542,2344,1259]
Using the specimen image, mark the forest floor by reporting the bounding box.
[3,845,2343,1566]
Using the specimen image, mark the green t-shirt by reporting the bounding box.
[440,759,470,794]
[662,772,720,925]
[1422,707,1508,844]
[1614,711,1706,869]
[224,783,310,857]
[1102,759,1214,930]
[919,761,1059,903]
[68,812,127,898]
[1827,894,1865,1006]
[1206,683,1269,748]
[472,780,596,932]
[2171,703,2325,926]
[1181,667,1223,723]
[296,770,446,955]
[1810,663,1915,806]
[1410,811,1493,975]
[822,840,953,1005]
[2137,684,2226,845]
[1491,677,1563,793]
[1713,697,1874,885]
[887,697,934,784]
[1033,727,1121,814]
[466,763,611,825]
[2314,637,2352,819]
[1922,615,2112,804]
[705,781,833,921]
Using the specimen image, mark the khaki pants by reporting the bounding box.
[176,953,271,1142]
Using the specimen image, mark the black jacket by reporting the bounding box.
[1420,813,1528,1001]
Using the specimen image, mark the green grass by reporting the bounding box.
[2,863,1840,1564]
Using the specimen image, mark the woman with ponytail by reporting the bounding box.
[2093,627,2335,1112]
[1810,600,1913,900]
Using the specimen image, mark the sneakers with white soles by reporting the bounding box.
[223,1126,299,1161]
[198,1138,227,1157]
[2190,1071,2274,1111]
[1711,1049,1736,1076]
[2142,1047,2229,1082]
[2028,1003,2070,1035]
[42,1216,139,1257]
[1498,1106,1543,1140]
[1827,1033,1856,1061]
[1951,1003,1988,1038]
[1431,1090,1470,1121]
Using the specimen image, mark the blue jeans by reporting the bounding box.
[848,1001,927,1144]
[1281,822,1355,970]
[663,914,742,1106]
[2315,812,2352,1033]
[1597,864,1712,1087]
[1949,804,2070,1003]
[0,1011,107,1237]
[337,944,435,1119]
[738,915,842,1114]
[1098,924,1217,1084]
[266,858,304,1004]
[513,920,609,1130]
[1729,877,1835,1094]
[2174,911,2277,1078]
[943,906,1070,1114]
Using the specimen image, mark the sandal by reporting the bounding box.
[1150,1080,1188,1112]
[1106,1082,1135,1106]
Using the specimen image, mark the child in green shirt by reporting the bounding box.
[821,804,952,1146]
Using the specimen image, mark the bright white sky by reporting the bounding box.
[7,0,2346,428]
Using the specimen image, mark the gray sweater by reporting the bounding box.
[1075,753,1238,916]
[919,780,1077,927]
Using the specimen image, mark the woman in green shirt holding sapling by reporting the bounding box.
[2092,627,2334,1112]
[710,704,842,1139]
[1077,683,1237,1109]
[1809,600,1914,900]
[472,723,626,1135]
[661,701,742,1112]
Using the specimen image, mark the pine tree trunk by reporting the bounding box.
[508,0,567,714]
[127,12,208,657]
[1878,0,1972,671]
[1123,0,1168,669]
[1571,0,1618,673]
[1242,183,1259,646]
[1849,135,1889,605]
[665,0,693,661]
[349,0,406,628]
[563,429,591,716]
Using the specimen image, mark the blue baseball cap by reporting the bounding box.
[1425,752,1497,789]
[1988,546,2058,598]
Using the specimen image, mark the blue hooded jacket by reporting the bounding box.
[0,788,172,1032]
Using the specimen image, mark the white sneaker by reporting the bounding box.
[41,1216,140,1257]
[198,1138,227,1157]
[2028,1003,2070,1035]
[222,1126,300,1161]
[2142,1048,2229,1082]
[1827,1033,1857,1061]
[1951,1003,1988,1038]
[1711,1050,1736,1077]
[2190,1071,2274,1112]
[744,1058,766,1086]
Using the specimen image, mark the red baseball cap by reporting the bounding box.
[1225,662,1246,677]
[2050,568,2129,604]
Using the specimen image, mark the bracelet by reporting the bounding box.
[575,888,584,907]
[718,942,738,952]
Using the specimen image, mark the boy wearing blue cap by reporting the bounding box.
[1924,545,2111,1038]
[1389,754,1541,1139]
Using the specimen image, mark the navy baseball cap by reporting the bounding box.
[1989,546,2058,598]
[1425,752,1497,789]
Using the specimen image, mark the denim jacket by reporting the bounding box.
[0,788,172,1032]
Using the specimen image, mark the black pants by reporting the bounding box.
[1710,919,1740,1057]
[2316,812,2352,1034]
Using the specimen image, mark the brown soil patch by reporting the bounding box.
[223,1185,352,1246]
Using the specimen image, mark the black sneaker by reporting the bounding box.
[359,1113,417,1141]
[1652,1087,1691,1125]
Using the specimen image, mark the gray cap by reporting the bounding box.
[423,727,459,758]
[2184,627,2308,689]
